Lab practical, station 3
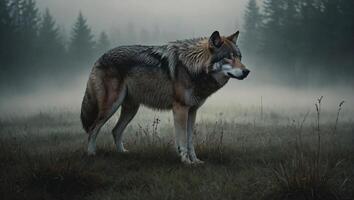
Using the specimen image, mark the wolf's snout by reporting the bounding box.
[243,69,250,77]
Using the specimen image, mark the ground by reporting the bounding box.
[0,105,353,200]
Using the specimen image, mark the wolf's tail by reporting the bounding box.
[80,78,99,133]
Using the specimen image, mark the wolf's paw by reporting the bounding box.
[191,159,205,165]
[117,148,129,153]
[179,151,192,165]
[181,156,192,165]
[87,151,96,156]
[187,151,204,165]
[116,143,129,153]
[87,145,96,156]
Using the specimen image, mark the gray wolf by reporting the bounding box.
[80,30,250,164]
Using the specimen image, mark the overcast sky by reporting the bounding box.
[36,0,248,42]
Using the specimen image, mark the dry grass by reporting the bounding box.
[0,103,353,200]
[265,98,351,200]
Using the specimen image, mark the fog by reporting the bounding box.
[0,0,353,121]
[36,0,247,43]
[1,73,353,123]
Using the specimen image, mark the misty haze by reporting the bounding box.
[1,0,353,113]
[0,0,353,199]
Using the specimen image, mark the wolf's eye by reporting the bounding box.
[226,53,233,59]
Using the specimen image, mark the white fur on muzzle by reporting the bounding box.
[220,64,244,79]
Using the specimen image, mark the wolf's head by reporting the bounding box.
[208,31,250,80]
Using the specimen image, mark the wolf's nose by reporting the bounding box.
[243,69,250,76]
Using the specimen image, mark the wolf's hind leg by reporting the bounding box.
[112,101,139,152]
[88,121,105,155]
[87,77,126,156]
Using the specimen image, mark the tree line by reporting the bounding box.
[241,0,354,85]
[0,0,110,87]
[1,0,353,89]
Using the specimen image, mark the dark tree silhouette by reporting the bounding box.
[0,0,13,67]
[241,0,261,55]
[0,1,109,89]
[37,8,64,63]
[7,0,22,27]
[20,0,39,62]
[242,0,354,84]
[96,31,110,55]
[68,12,95,62]
[0,0,353,89]
[260,0,285,60]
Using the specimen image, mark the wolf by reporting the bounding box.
[80,30,250,164]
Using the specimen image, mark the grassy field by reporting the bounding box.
[0,103,353,200]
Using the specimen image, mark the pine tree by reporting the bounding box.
[3,0,39,65]
[259,0,288,61]
[21,0,38,36]
[338,0,354,55]
[38,8,64,62]
[19,0,39,62]
[7,0,23,63]
[0,0,12,34]
[69,12,95,61]
[96,31,110,54]
[241,0,261,55]
[8,0,22,28]
[0,0,13,66]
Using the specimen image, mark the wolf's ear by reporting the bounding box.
[227,31,240,44]
[209,31,223,48]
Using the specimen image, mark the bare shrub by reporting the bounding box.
[270,97,349,200]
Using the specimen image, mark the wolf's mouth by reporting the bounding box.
[227,72,245,80]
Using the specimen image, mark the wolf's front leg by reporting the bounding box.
[173,102,191,164]
[187,108,204,164]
